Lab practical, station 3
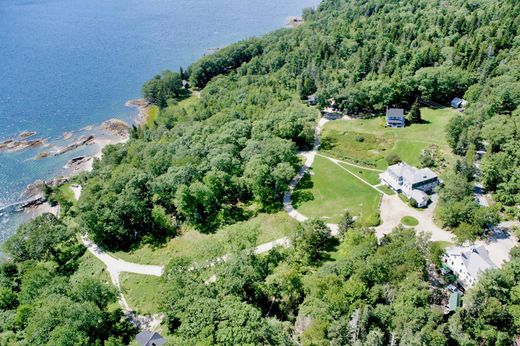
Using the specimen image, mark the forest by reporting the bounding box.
[2,0,520,344]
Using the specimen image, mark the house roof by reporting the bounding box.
[446,245,497,279]
[410,189,429,203]
[386,108,404,117]
[135,331,166,346]
[386,162,437,185]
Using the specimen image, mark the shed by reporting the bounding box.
[451,97,467,108]
[448,292,461,312]
[135,331,166,346]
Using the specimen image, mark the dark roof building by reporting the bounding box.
[385,108,405,128]
[135,331,166,346]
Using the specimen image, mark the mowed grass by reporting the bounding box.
[320,108,457,167]
[111,212,299,265]
[294,155,381,224]
[120,273,165,315]
[336,161,381,185]
[401,216,419,226]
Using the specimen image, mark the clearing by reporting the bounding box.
[111,212,299,266]
[320,108,457,168]
[120,273,165,315]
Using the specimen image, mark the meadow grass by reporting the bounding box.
[120,273,165,315]
[111,212,299,266]
[320,108,456,167]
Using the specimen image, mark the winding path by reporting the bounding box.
[79,112,456,324]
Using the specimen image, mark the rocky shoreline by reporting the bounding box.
[1,99,142,221]
[126,98,151,125]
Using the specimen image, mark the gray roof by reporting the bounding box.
[446,245,497,279]
[386,108,404,117]
[386,162,437,185]
[410,189,429,203]
[135,331,166,346]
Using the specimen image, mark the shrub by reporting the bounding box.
[385,153,401,166]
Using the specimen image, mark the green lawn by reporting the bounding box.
[320,108,456,167]
[337,162,381,185]
[120,273,165,315]
[111,212,299,265]
[294,155,381,224]
[401,216,419,226]
[378,185,396,195]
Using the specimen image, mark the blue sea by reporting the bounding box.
[0,0,320,239]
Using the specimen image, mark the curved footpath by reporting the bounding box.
[283,116,339,235]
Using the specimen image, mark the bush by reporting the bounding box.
[361,212,381,227]
[386,153,401,166]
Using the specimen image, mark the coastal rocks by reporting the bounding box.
[286,16,304,28]
[19,131,36,139]
[23,179,46,197]
[62,131,73,140]
[19,195,46,209]
[101,118,130,137]
[125,98,150,108]
[80,125,94,132]
[35,151,50,160]
[53,135,95,156]
[0,138,46,152]
[64,156,92,169]
[126,99,152,125]
[23,177,69,198]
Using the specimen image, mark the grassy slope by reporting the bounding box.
[111,212,299,265]
[321,108,456,167]
[120,273,165,315]
[146,105,159,127]
[58,183,75,202]
[294,155,381,224]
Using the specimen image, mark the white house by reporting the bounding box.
[380,162,440,207]
[451,97,468,108]
[443,245,497,288]
[386,108,405,128]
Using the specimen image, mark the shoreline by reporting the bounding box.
[6,99,149,224]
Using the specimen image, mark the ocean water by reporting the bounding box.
[0,0,321,237]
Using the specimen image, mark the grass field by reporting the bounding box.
[111,212,299,265]
[294,156,381,224]
[337,161,381,185]
[120,273,165,315]
[320,108,456,168]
